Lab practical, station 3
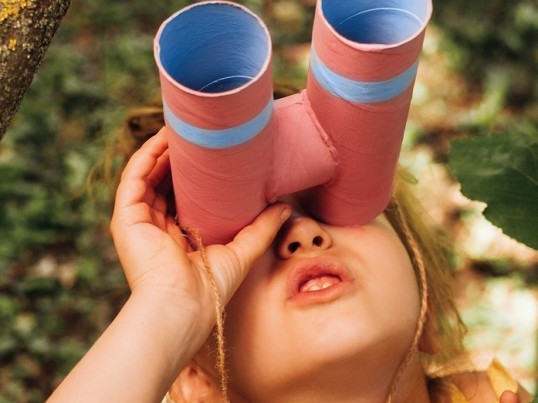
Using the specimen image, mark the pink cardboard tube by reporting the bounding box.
[302,0,432,225]
[154,2,276,244]
[154,0,432,244]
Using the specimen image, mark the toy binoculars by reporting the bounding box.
[154,0,432,244]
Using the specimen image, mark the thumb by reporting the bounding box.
[208,203,291,302]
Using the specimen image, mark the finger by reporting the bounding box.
[152,192,168,217]
[499,390,519,403]
[121,128,168,183]
[114,130,168,211]
[147,148,171,189]
[215,203,291,296]
[166,216,191,251]
[155,167,174,198]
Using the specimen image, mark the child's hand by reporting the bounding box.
[500,389,534,403]
[49,130,289,402]
[111,129,290,330]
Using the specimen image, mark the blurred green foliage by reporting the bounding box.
[1,0,537,401]
[439,0,538,268]
[449,130,538,250]
[433,0,538,109]
[0,1,189,400]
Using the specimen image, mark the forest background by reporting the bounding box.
[1,0,537,401]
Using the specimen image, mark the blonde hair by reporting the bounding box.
[88,103,165,201]
[386,168,467,392]
[94,102,467,402]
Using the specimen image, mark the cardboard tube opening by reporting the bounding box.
[322,0,430,45]
[156,2,270,93]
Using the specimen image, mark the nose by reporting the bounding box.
[276,214,332,259]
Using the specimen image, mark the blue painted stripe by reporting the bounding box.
[310,49,418,103]
[163,98,273,149]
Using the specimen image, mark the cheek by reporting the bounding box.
[225,251,275,331]
[380,266,420,331]
[225,292,287,396]
[224,257,319,397]
[340,226,421,334]
[223,255,285,382]
[365,246,421,339]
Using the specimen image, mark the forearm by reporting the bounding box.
[48,288,208,403]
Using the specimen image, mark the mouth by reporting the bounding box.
[298,274,341,292]
[287,256,354,305]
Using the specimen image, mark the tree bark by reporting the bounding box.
[0,0,71,140]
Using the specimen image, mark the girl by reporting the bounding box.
[48,122,532,402]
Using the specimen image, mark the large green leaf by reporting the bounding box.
[448,131,538,250]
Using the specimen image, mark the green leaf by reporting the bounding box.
[448,131,538,250]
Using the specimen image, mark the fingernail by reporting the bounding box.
[280,207,292,223]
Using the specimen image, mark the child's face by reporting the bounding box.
[202,210,421,401]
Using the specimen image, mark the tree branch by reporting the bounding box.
[0,0,72,140]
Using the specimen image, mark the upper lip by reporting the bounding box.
[286,255,354,300]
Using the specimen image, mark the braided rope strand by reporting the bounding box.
[387,200,429,402]
[182,225,230,403]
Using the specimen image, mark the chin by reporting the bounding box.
[303,327,396,369]
[228,337,404,403]
[227,336,414,403]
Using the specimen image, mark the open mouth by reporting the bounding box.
[298,274,341,293]
[287,257,353,304]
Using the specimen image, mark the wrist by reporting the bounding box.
[48,284,214,402]
[126,286,214,363]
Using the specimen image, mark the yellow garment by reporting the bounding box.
[444,381,470,403]
[445,358,518,402]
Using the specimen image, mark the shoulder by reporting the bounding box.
[441,359,533,402]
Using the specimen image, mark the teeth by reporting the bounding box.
[305,284,321,292]
[300,278,337,293]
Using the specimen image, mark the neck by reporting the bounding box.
[231,351,430,403]
[387,352,431,403]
